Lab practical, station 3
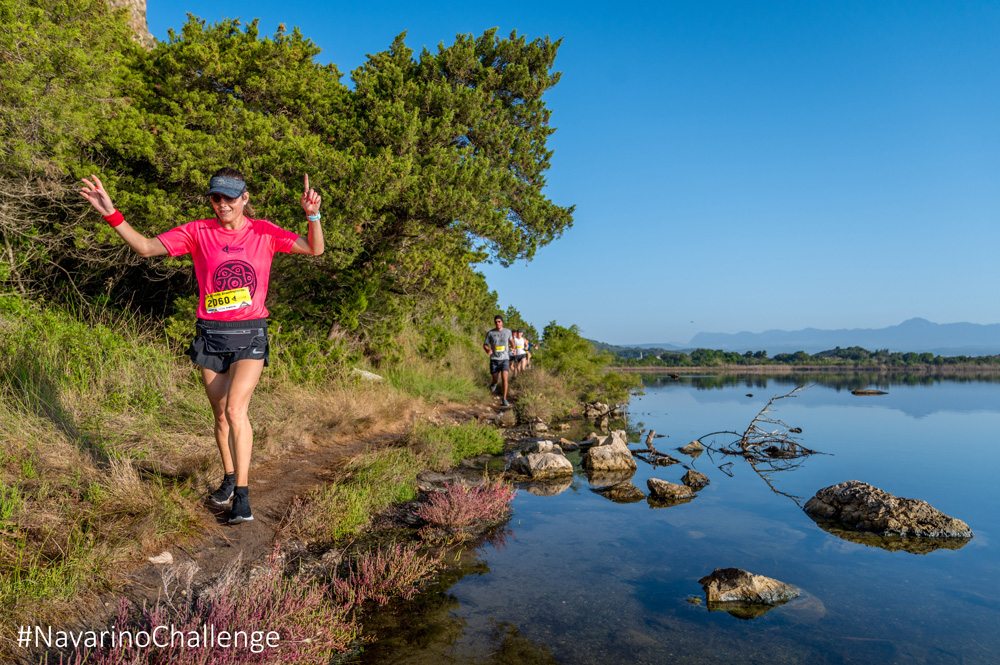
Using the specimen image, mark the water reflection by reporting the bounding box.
[638,371,1000,391]
[358,541,560,665]
[807,515,972,555]
[705,599,791,620]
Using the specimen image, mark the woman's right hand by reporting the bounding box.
[80,175,116,216]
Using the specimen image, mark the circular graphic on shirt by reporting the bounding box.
[213,260,258,297]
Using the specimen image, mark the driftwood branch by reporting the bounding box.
[691,386,826,507]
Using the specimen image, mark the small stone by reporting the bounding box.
[352,368,384,381]
[678,441,704,456]
[510,452,574,478]
[682,470,710,490]
[646,478,696,502]
[592,481,645,504]
[148,551,173,565]
[698,568,800,605]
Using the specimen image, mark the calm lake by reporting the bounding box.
[357,374,999,665]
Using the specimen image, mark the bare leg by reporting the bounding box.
[202,367,235,475]
[201,359,264,486]
[223,359,265,486]
[501,369,509,400]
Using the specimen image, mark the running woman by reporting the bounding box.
[80,168,324,524]
[511,329,527,375]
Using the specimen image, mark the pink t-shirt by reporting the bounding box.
[158,218,299,321]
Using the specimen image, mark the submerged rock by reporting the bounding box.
[804,480,973,539]
[582,430,637,472]
[698,568,800,612]
[646,478,696,502]
[591,481,645,504]
[510,451,573,479]
[682,470,710,490]
[557,438,581,452]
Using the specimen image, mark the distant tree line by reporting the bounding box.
[613,346,1000,368]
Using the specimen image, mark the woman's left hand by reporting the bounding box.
[301,174,321,216]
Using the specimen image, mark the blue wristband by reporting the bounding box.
[307,213,321,222]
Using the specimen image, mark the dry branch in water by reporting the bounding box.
[693,386,825,506]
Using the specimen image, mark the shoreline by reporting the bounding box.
[612,364,1000,375]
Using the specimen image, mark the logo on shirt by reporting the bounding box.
[213,260,258,298]
[222,244,244,254]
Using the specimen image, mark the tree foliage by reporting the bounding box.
[0,1,573,358]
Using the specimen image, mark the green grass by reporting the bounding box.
[413,421,505,472]
[386,364,482,403]
[290,448,424,544]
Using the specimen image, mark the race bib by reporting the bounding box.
[205,287,252,314]
[493,346,506,352]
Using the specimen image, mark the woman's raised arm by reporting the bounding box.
[81,175,167,257]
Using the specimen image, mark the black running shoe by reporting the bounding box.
[228,486,253,524]
[209,473,236,505]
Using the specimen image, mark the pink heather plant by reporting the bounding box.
[416,480,516,533]
[63,548,359,665]
[332,542,444,607]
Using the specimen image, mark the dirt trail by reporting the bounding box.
[128,401,494,599]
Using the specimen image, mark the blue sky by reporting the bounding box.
[146,1,1000,345]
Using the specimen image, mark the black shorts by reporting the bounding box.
[512,354,526,363]
[188,318,269,373]
[490,358,510,374]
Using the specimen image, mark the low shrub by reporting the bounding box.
[331,542,445,607]
[510,368,577,423]
[416,480,517,541]
[63,549,359,664]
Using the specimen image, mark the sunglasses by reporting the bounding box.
[209,193,242,204]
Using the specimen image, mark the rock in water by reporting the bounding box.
[582,430,637,472]
[698,568,800,605]
[682,470,710,490]
[803,480,973,539]
[678,441,704,456]
[592,481,646,504]
[521,439,561,455]
[510,452,573,479]
[646,478,696,502]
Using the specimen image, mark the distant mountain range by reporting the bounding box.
[621,318,1000,357]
